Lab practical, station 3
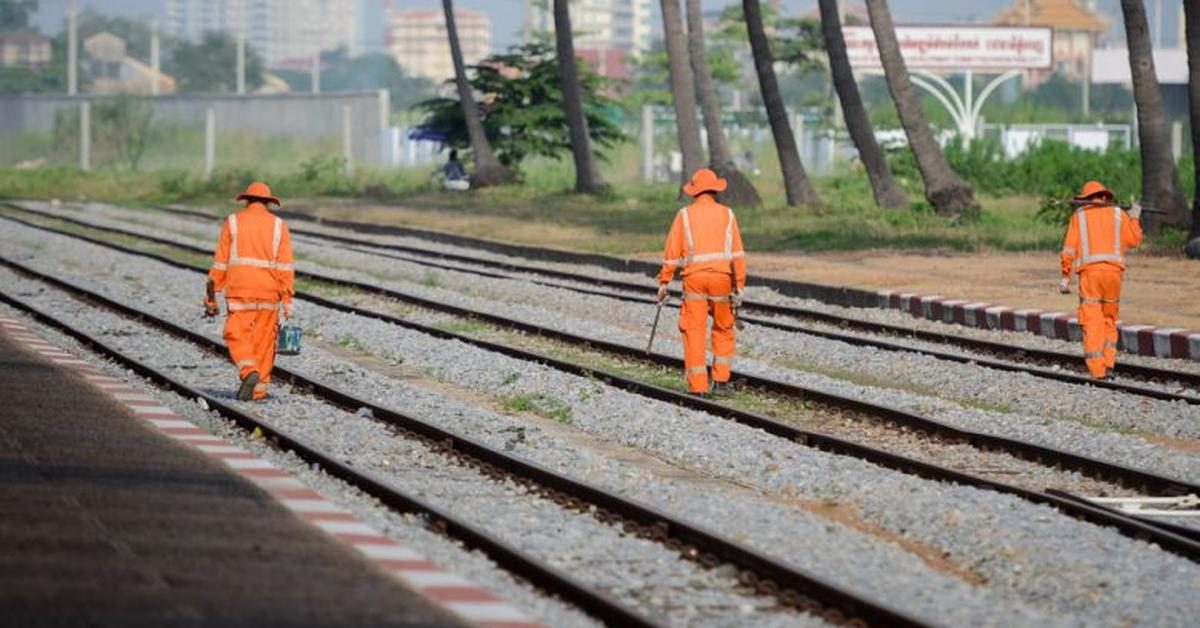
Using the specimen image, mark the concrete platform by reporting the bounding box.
[0,316,531,627]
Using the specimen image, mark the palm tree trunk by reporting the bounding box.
[818,0,907,209]
[864,0,977,217]
[659,0,704,185]
[1122,0,1188,232]
[1183,1,1200,258]
[743,0,820,206]
[443,0,509,186]
[553,0,608,194]
[685,0,761,207]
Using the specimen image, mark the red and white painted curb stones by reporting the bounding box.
[0,316,541,628]
[876,290,1200,361]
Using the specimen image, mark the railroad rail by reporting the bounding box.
[70,201,1200,406]
[0,258,922,628]
[148,203,1200,389]
[4,212,1200,563]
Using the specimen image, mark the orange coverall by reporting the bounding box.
[658,195,747,393]
[209,203,295,399]
[1060,204,1142,378]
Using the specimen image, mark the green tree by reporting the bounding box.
[413,42,626,175]
[166,31,263,93]
[93,95,153,171]
[0,0,35,31]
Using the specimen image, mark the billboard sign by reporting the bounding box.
[842,26,1053,71]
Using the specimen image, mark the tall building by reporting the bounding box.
[527,0,652,79]
[385,8,490,84]
[165,0,361,69]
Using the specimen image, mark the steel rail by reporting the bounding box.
[5,215,1200,564]
[124,202,1200,402]
[0,257,920,628]
[0,291,656,628]
[4,209,1197,497]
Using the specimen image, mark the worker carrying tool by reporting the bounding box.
[656,168,746,396]
[203,181,295,401]
[1058,180,1142,380]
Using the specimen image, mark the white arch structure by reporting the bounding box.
[866,69,1023,141]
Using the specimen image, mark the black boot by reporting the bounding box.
[237,371,260,401]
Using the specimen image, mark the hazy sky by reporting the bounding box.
[32,0,1185,52]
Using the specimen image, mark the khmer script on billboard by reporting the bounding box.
[841,26,1053,71]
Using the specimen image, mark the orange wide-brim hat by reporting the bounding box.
[1073,180,1113,202]
[682,168,727,198]
[236,181,281,205]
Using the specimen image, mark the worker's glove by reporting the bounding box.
[656,283,668,305]
[282,302,294,320]
[732,289,745,308]
[1128,201,1142,220]
[1058,277,1071,294]
[203,298,219,318]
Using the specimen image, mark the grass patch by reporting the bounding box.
[500,393,573,424]
[336,333,366,352]
[434,318,491,335]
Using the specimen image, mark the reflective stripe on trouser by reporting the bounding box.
[224,298,280,399]
[1078,269,1122,378]
[679,272,735,392]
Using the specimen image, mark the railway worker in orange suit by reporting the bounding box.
[1058,180,1142,380]
[203,182,295,401]
[657,168,747,397]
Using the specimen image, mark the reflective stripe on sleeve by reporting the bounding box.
[662,258,684,267]
[1061,247,1076,255]
[211,262,227,271]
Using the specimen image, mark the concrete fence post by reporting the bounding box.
[641,105,654,183]
[79,101,90,171]
[204,107,215,180]
[1171,120,1183,163]
[342,104,353,174]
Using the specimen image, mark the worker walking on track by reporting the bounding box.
[203,182,295,401]
[657,168,746,397]
[1058,180,1142,380]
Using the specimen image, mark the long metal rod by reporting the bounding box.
[152,203,1200,391]
[5,206,1196,496]
[4,213,1199,565]
[0,253,921,627]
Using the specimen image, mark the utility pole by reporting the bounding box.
[236,0,246,95]
[310,4,323,94]
[151,18,160,96]
[1153,0,1163,48]
[67,0,78,95]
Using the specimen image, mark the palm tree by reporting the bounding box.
[742,0,820,206]
[818,0,907,209]
[659,0,704,184]
[864,0,977,217]
[685,0,761,206]
[1183,0,1200,258]
[442,0,510,186]
[1121,0,1188,231]
[553,0,607,193]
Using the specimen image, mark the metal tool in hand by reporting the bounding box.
[1066,199,1167,214]
[646,298,665,355]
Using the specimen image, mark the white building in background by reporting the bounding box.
[386,7,491,84]
[165,0,361,69]
[526,0,651,79]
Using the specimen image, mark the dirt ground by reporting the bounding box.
[740,250,1200,331]
[292,200,1200,332]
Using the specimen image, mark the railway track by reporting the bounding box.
[147,202,1200,397]
[3,209,1199,563]
[0,258,924,628]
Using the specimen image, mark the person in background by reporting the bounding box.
[656,168,747,397]
[204,181,295,401]
[443,149,470,191]
[1058,180,1142,380]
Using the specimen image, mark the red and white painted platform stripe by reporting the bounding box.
[0,315,542,628]
[877,289,1200,361]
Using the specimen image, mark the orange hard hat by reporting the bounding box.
[682,168,727,198]
[236,181,280,206]
[1073,180,1113,202]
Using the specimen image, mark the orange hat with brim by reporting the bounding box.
[682,168,727,198]
[1073,180,1113,202]
[236,181,280,206]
